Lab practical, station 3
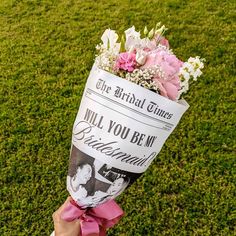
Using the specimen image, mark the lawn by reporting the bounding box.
[0,0,235,235]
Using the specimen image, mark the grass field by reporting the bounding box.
[0,0,235,235]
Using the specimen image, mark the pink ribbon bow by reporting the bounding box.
[60,199,124,236]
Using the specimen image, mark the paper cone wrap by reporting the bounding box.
[67,64,189,208]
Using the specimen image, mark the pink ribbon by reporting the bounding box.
[60,199,124,236]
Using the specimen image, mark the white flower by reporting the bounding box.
[125,26,141,50]
[188,56,204,68]
[125,26,140,39]
[178,56,204,98]
[179,68,190,80]
[101,29,120,54]
[135,49,147,65]
[95,50,118,73]
[192,68,202,81]
[124,26,157,51]
[183,62,194,74]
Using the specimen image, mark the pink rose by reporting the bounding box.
[115,52,136,72]
[153,76,180,101]
[142,49,183,100]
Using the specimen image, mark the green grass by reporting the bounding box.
[0,0,235,235]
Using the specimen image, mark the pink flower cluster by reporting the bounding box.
[114,37,183,101]
[115,52,136,72]
[142,49,183,100]
[96,26,203,101]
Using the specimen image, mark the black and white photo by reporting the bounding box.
[67,145,141,208]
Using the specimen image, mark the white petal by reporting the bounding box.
[101,29,119,50]
[125,26,140,39]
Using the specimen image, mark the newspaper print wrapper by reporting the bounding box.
[67,64,189,209]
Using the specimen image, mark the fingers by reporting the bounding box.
[52,197,81,236]
[52,196,73,222]
[57,197,73,214]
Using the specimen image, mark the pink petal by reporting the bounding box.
[163,82,178,100]
[154,79,168,98]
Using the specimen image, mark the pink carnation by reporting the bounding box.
[142,49,183,100]
[115,52,136,72]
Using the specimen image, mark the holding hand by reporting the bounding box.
[52,197,81,236]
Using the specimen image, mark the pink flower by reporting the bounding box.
[115,52,136,72]
[142,49,183,100]
[154,76,180,101]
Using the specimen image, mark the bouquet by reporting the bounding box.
[53,23,204,235]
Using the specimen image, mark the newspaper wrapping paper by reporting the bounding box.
[67,64,189,208]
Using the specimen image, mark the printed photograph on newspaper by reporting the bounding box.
[67,145,141,208]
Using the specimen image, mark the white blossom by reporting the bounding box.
[125,26,141,51]
[125,26,140,39]
[95,50,117,73]
[100,29,120,54]
[193,68,203,81]
[135,49,147,65]
[179,68,190,80]
[178,56,204,98]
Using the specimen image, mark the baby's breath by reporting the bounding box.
[178,56,205,99]
[125,66,165,93]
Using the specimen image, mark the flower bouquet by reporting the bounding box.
[52,23,204,236]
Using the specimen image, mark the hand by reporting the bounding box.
[52,197,81,236]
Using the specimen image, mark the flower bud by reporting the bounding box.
[148,28,154,39]
[144,26,148,36]
[155,25,167,35]
[155,22,161,30]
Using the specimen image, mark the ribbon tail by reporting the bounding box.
[80,216,100,236]
[99,225,106,236]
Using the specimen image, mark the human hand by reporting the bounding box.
[52,196,80,236]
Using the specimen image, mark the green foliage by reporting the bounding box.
[0,0,235,235]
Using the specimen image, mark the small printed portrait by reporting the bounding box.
[66,145,139,208]
[85,176,130,207]
[69,163,93,191]
[106,176,130,197]
[67,145,95,200]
